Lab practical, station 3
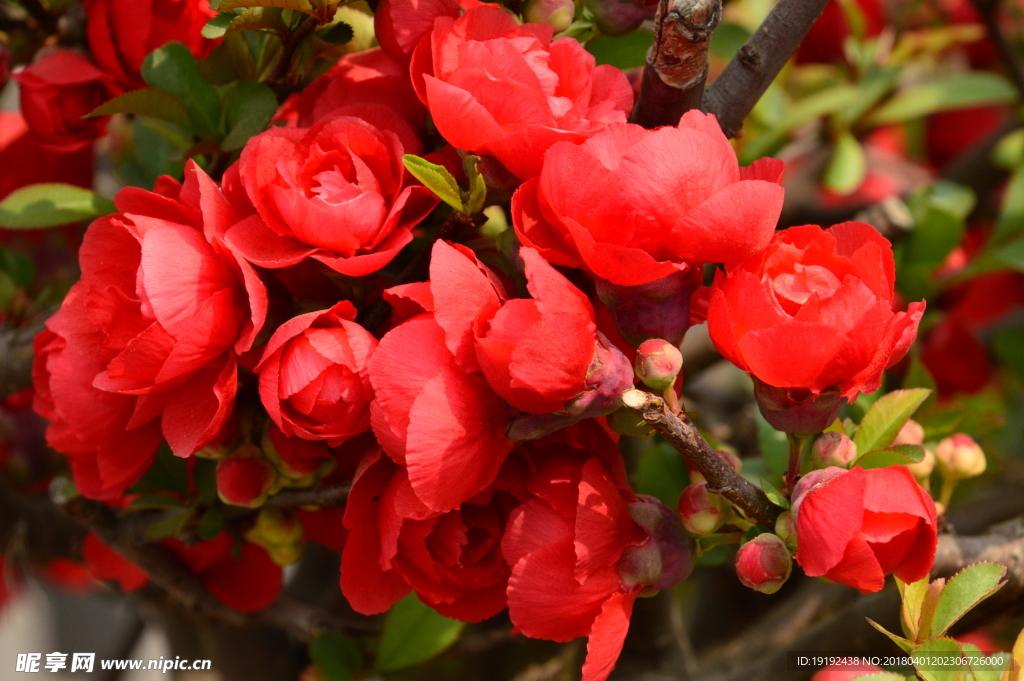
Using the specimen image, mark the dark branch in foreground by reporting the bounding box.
[631,0,722,129]
[702,0,831,138]
[266,484,351,509]
[622,388,780,527]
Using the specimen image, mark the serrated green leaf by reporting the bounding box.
[221,80,278,150]
[318,20,353,45]
[196,505,225,541]
[0,184,116,229]
[88,87,192,131]
[900,576,930,640]
[868,73,1018,126]
[142,42,222,135]
[310,631,363,681]
[930,563,1006,637]
[961,642,1010,681]
[377,594,464,672]
[913,637,966,681]
[761,479,790,509]
[203,12,235,38]
[853,388,931,457]
[857,444,926,469]
[825,131,867,195]
[144,509,193,541]
[463,155,487,214]
[403,155,464,213]
[866,617,916,653]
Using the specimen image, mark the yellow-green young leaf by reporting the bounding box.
[215,0,320,17]
[962,642,1011,681]
[994,163,1024,244]
[205,7,287,39]
[0,184,116,229]
[824,131,867,195]
[377,594,464,673]
[868,73,1018,126]
[899,576,930,641]
[403,155,465,213]
[141,42,222,135]
[222,80,278,150]
[463,155,487,214]
[761,479,790,509]
[853,388,931,456]
[309,631,363,681]
[857,444,925,469]
[929,563,1006,637]
[203,12,235,38]
[913,637,966,681]
[866,618,915,653]
[88,88,192,131]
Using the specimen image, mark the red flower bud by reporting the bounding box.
[523,0,576,32]
[595,269,703,347]
[809,432,857,469]
[678,481,730,535]
[583,0,656,35]
[635,339,683,391]
[736,533,792,594]
[216,448,277,508]
[752,377,846,435]
[893,419,925,446]
[935,433,986,481]
[618,498,696,592]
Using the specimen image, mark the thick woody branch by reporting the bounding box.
[631,0,722,129]
[265,483,351,509]
[702,0,831,138]
[622,388,780,527]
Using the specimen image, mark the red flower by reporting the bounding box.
[513,112,785,286]
[503,424,694,681]
[792,466,937,594]
[276,48,427,130]
[341,445,526,621]
[409,5,634,179]
[795,0,886,64]
[84,0,218,88]
[14,50,119,150]
[226,109,437,276]
[921,317,992,398]
[256,301,377,445]
[708,222,925,400]
[374,0,460,63]
[82,533,148,592]
[33,163,267,498]
[166,533,282,612]
[0,112,93,201]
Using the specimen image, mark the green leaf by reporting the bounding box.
[868,73,1018,126]
[853,388,931,456]
[88,87,193,132]
[761,479,790,509]
[222,80,278,150]
[857,444,926,469]
[318,21,353,46]
[144,509,194,541]
[961,643,1011,681]
[463,155,487,214]
[194,458,219,506]
[913,637,966,681]
[757,410,789,476]
[586,29,653,69]
[993,129,1024,171]
[866,618,916,653]
[634,441,689,507]
[824,131,867,195]
[994,163,1024,244]
[710,22,751,60]
[377,594,464,672]
[403,155,465,213]
[899,576,930,640]
[130,446,190,496]
[0,184,116,229]
[215,0,318,16]
[929,563,1006,637]
[196,505,225,541]
[310,631,363,681]
[993,326,1024,381]
[0,248,35,289]
[203,12,236,38]
[0,272,17,311]
[141,42,222,135]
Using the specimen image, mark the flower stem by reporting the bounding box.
[785,433,808,495]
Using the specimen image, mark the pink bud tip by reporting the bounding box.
[935,433,986,480]
[810,432,857,469]
[635,339,683,391]
[735,533,792,594]
[678,481,729,535]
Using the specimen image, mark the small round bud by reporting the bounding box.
[618,498,696,593]
[635,339,683,391]
[216,446,277,508]
[893,419,925,447]
[678,481,730,535]
[774,511,797,552]
[905,446,935,484]
[935,433,986,481]
[809,432,858,469]
[245,508,304,567]
[735,533,792,595]
[608,406,655,438]
[523,0,576,32]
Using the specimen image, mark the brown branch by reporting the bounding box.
[622,388,780,527]
[0,477,85,564]
[631,0,722,129]
[702,0,832,138]
[969,0,1024,97]
[265,483,350,509]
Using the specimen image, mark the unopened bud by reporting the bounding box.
[906,447,935,483]
[584,0,656,36]
[752,377,846,435]
[678,481,730,535]
[735,533,792,594]
[618,497,696,593]
[595,268,702,346]
[635,339,683,391]
[523,0,575,32]
[608,406,655,438]
[893,419,925,447]
[245,508,304,567]
[775,511,797,552]
[216,446,277,508]
[935,434,986,481]
[809,432,857,469]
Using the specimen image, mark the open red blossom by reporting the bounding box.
[792,466,937,594]
[503,423,694,681]
[82,533,148,592]
[0,112,93,201]
[341,445,527,621]
[165,533,282,613]
[32,163,267,498]
[256,301,377,445]
[408,4,634,179]
[708,222,925,400]
[513,111,785,286]
[226,108,437,277]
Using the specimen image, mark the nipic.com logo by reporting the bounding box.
[15,653,213,673]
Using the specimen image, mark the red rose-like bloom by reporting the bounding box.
[33,163,267,498]
[84,0,218,88]
[708,222,925,399]
[227,109,437,277]
[14,50,119,149]
[503,424,694,681]
[83,533,148,591]
[256,301,377,445]
[513,112,785,286]
[341,446,526,621]
[0,112,93,200]
[792,466,937,594]
[166,533,282,612]
[409,5,634,179]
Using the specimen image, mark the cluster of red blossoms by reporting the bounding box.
[25,0,939,677]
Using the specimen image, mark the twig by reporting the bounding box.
[356,210,478,334]
[969,0,1024,97]
[0,477,85,563]
[265,484,351,509]
[266,14,321,99]
[621,388,780,527]
[631,0,722,129]
[702,0,832,138]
